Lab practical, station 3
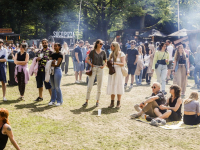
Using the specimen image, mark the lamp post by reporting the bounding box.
[77,0,83,42]
[178,0,180,38]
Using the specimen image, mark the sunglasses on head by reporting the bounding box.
[151,86,156,89]
[131,43,135,45]
[99,43,103,45]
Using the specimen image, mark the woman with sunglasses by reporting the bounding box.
[152,42,169,95]
[172,45,189,96]
[83,39,107,107]
[107,42,125,108]
[153,85,182,122]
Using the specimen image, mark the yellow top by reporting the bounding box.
[152,51,169,69]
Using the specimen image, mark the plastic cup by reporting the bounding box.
[98,109,101,116]
[55,61,57,65]
[40,53,44,58]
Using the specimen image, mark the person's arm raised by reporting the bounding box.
[4,124,20,150]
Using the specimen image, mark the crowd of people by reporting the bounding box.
[1,37,200,149]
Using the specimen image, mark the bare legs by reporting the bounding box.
[39,87,52,98]
[125,75,134,84]
[1,81,6,97]
[154,108,172,119]
[75,71,82,81]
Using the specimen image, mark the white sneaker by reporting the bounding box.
[3,97,7,101]
[56,103,62,106]
[48,102,55,106]
[75,80,80,83]
[79,80,84,83]
[129,84,133,89]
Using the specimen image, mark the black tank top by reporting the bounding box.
[17,52,26,61]
[169,97,182,115]
[0,124,8,150]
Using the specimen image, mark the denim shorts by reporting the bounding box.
[74,61,84,72]
[127,64,137,75]
[36,71,51,89]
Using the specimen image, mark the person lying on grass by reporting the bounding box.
[151,85,182,124]
[130,82,166,120]
[0,108,20,150]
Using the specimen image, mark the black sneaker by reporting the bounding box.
[34,97,43,102]
[96,102,99,107]
[146,116,154,121]
[82,102,88,107]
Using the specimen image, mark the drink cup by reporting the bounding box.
[55,61,57,65]
[40,53,44,58]
[98,109,101,116]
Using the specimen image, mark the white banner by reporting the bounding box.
[53,31,74,38]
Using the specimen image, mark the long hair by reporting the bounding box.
[63,42,68,49]
[184,92,198,104]
[109,42,120,62]
[94,39,103,50]
[0,108,10,125]
[170,84,181,100]
[174,45,186,62]
[137,45,143,55]
[141,45,146,55]
[159,42,166,52]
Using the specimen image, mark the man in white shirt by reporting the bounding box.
[166,40,173,82]
[0,39,8,101]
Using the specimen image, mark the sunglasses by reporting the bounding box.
[151,86,156,89]
[99,43,103,45]
[131,43,135,45]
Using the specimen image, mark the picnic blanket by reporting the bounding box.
[135,117,200,130]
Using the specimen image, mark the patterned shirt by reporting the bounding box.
[36,48,53,72]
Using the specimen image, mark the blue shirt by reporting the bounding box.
[127,48,138,65]
[74,46,83,62]
[126,43,131,49]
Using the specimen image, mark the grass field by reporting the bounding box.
[2,58,200,150]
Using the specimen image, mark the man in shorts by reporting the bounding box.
[74,40,84,83]
[35,39,52,101]
[125,40,139,89]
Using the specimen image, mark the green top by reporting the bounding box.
[152,51,169,69]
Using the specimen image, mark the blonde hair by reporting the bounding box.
[109,42,121,62]
[184,92,199,104]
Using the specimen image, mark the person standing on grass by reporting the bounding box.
[144,49,154,85]
[14,43,30,101]
[152,42,169,95]
[0,108,20,150]
[74,40,84,83]
[48,43,63,106]
[124,40,139,89]
[194,46,200,89]
[34,39,52,102]
[61,42,70,75]
[172,45,189,96]
[166,40,174,83]
[0,39,7,101]
[107,42,125,108]
[135,46,144,86]
[82,39,107,107]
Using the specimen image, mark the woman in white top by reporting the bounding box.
[144,49,154,84]
[107,42,125,108]
[135,46,144,85]
[61,42,70,75]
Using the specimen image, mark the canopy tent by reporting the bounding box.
[168,28,200,37]
[139,29,166,38]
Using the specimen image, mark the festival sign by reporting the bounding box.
[53,31,74,38]
[0,28,12,33]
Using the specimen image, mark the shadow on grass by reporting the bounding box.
[91,107,119,115]
[62,82,87,86]
[14,102,54,112]
[70,106,96,114]
[0,100,21,105]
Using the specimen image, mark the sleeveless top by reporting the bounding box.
[169,97,182,115]
[0,124,8,150]
[17,52,26,61]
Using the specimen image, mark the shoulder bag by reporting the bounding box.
[155,52,165,69]
[86,50,94,76]
[120,52,128,76]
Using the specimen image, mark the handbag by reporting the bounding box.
[107,53,115,75]
[120,52,128,76]
[86,50,94,76]
[155,52,166,69]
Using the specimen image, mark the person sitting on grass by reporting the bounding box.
[130,82,166,119]
[0,108,20,150]
[152,85,182,123]
[183,92,200,125]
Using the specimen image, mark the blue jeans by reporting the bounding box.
[50,67,63,103]
[194,65,200,85]
[135,69,143,85]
